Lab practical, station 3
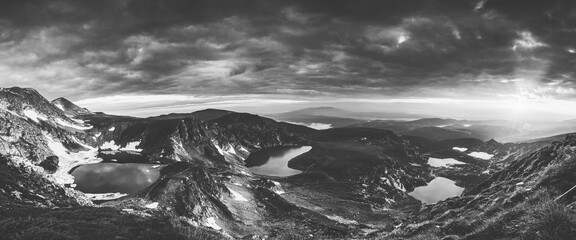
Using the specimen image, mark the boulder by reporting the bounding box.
[39,156,59,174]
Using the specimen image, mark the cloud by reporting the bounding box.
[0,0,573,106]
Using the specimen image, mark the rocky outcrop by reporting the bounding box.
[0,87,97,164]
[134,162,231,220]
[0,154,81,208]
[39,156,59,174]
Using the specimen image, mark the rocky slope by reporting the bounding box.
[3,86,575,239]
[0,86,434,239]
[388,135,576,239]
[0,87,100,185]
[83,111,311,167]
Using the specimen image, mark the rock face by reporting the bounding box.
[39,156,59,174]
[0,87,96,164]
[135,162,231,220]
[0,154,81,208]
[85,112,311,166]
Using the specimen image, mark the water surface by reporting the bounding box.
[71,163,163,194]
[408,177,464,204]
[245,146,312,177]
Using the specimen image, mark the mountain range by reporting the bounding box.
[1,86,576,239]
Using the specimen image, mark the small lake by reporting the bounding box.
[245,146,312,177]
[408,177,464,204]
[71,163,163,194]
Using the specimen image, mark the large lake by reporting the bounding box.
[408,177,464,204]
[71,163,163,194]
[245,146,312,177]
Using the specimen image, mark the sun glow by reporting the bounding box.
[507,95,530,127]
[511,97,527,115]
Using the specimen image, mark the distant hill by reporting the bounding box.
[148,109,235,121]
[348,118,524,141]
[402,126,486,141]
[269,106,428,128]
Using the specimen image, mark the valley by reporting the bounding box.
[1,87,575,239]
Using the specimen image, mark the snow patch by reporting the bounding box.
[108,127,115,131]
[124,141,142,152]
[427,157,467,168]
[205,217,222,230]
[212,141,225,155]
[391,179,406,192]
[43,132,100,185]
[84,192,128,201]
[228,188,248,201]
[271,181,285,194]
[239,146,250,153]
[452,147,468,152]
[54,102,65,111]
[144,202,159,209]
[327,215,359,225]
[56,118,93,130]
[71,118,85,124]
[101,140,141,152]
[23,109,47,123]
[224,144,236,155]
[101,140,120,150]
[468,151,494,160]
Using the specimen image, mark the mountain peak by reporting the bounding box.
[1,87,43,98]
[51,97,92,117]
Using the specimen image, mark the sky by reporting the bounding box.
[1,0,576,120]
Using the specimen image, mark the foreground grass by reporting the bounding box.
[462,195,576,240]
[0,205,225,240]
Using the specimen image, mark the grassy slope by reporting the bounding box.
[389,144,576,240]
[0,204,224,240]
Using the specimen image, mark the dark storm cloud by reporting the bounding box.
[1,0,576,99]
